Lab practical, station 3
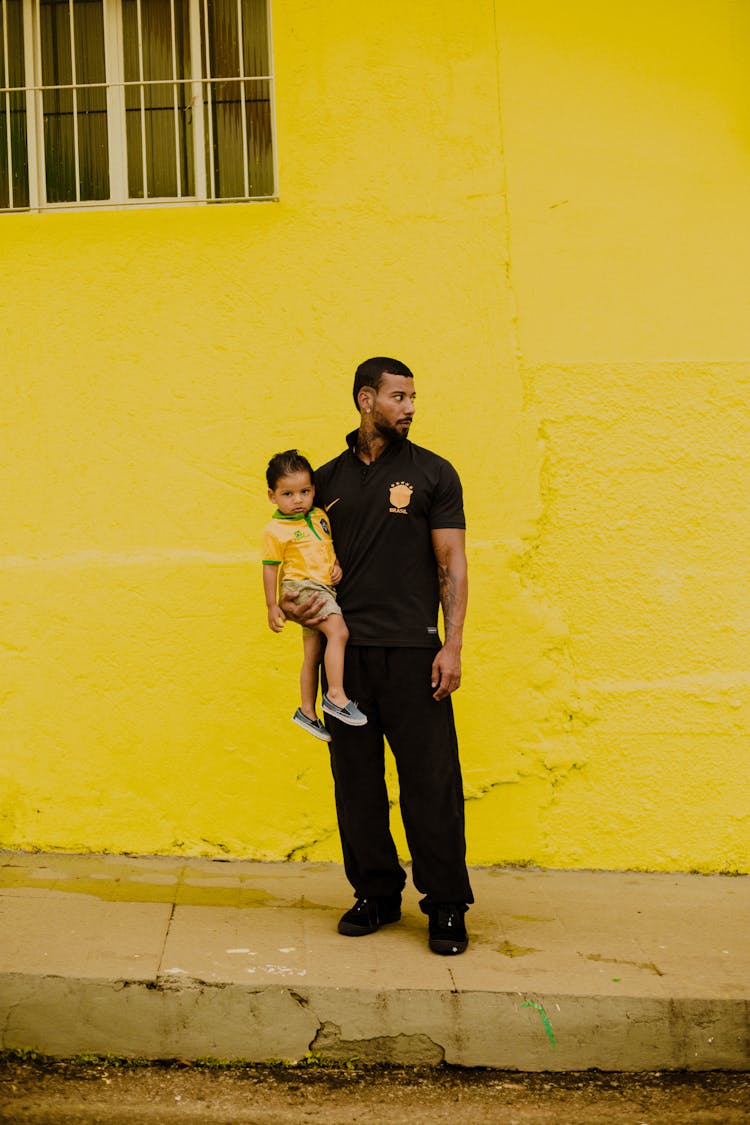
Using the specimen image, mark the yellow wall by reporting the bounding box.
[1,0,748,872]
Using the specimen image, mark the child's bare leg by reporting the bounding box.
[317,615,350,706]
[300,630,322,720]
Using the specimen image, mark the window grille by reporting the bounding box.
[0,0,275,211]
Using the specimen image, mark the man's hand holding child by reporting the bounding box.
[279,562,341,629]
[279,590,328,628]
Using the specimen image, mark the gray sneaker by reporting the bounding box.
[292,708,331,742]
[322,694,368,726]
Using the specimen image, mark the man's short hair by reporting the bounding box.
[266,449,314,489]
[352,356,414,409]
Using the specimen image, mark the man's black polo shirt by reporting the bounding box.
[314,431,465,648]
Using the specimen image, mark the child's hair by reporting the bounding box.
[266,449,315,489]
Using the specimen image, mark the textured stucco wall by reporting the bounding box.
[493,1,750,871]
[1,0,748,872]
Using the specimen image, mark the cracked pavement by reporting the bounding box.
[0,852,748,1069]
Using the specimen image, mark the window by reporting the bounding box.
[0,0,275,211]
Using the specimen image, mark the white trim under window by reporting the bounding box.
[0,0,276,212]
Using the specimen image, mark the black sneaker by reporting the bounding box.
[337,895,402,936]
[427,903,468,955]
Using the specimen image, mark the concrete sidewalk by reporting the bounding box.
[0,851,748,1071]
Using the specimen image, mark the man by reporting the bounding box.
[282,357,473,955]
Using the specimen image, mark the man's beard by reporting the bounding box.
[374,417,409,446]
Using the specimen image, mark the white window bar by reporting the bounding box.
[135,0,147,197]
[104,0,127,203]
[29,0,44,206]
[265,0,277,198]
[235,0,249,198]
[1,0,13,208]
[169,0,181,197]
[200,0,214,199]
[188,0,205,199]
[23,0,41,207]
[67,0,81,202]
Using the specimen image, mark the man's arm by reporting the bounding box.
[430,527,468,701]
[278,588,328,627]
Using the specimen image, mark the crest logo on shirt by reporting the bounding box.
[389,481,413,514]
[320,516,330,536]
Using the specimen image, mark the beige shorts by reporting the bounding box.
[281,579,341,636]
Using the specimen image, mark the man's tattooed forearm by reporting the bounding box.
[438,563,459,629]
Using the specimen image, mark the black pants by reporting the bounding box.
[324,646,473,908]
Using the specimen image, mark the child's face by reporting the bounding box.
[269,470,315,516]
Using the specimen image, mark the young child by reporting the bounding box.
[262,449,367,740]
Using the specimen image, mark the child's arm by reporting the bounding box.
[263,564,285,632]
[331,557,343,585]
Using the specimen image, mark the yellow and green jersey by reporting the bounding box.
[261,506,336,586]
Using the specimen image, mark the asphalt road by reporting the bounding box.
[1,1058,749,1124]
